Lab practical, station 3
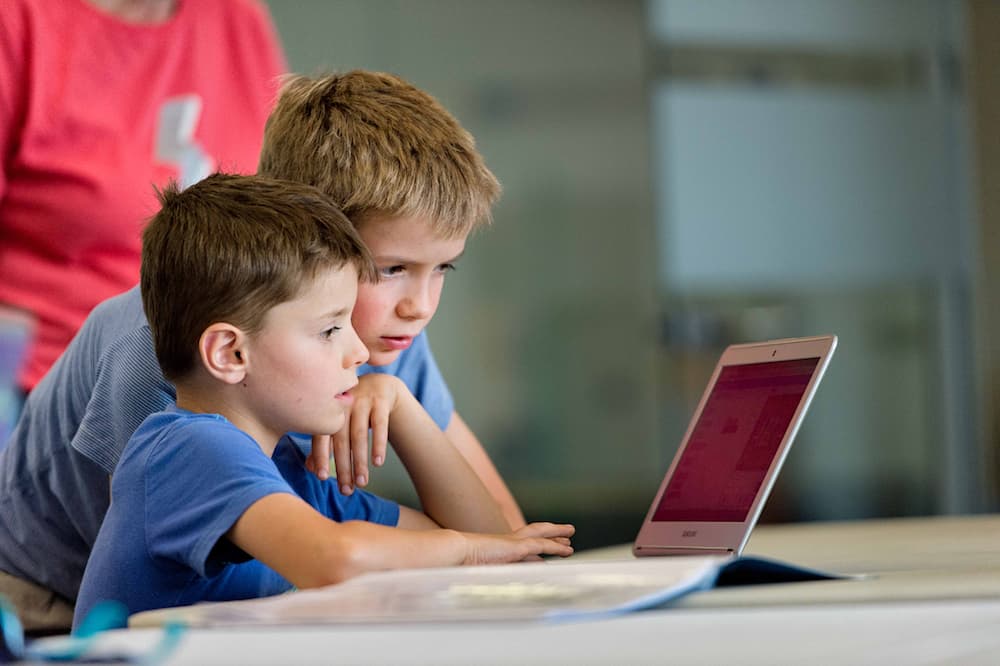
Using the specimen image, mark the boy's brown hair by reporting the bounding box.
[141,173,377,381]
[257,70,501,238]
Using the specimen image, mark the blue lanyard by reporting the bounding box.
[0,596,184,664]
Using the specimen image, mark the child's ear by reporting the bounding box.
[199,323,249,384]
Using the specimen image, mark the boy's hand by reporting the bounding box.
[462,522,575,564]
[305,374,407,494]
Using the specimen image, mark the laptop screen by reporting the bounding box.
[652,357,820,523]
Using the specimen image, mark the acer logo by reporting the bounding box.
[681,530,698,538]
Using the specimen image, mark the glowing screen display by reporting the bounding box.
[652,357,819,523]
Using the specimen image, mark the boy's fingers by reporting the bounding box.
[535,538,573,557]
[370,401,389,467]
[331,426,354,495]
[307,434,331,481]
[350,400,371,487]
[516,522,576,539]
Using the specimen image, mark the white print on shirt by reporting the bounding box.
[155,95,215,190]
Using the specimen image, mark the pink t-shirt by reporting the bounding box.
[0,0,287,389]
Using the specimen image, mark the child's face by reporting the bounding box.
[352,215,467,366]
[243,265,369,441]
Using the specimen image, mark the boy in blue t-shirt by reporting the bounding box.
[73,174,573,629]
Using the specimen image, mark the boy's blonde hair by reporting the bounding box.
[258,70,501,238]
[141,173,377,381]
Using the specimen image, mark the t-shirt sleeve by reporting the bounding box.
[72,325,175,475]
[272,437,401,527]
[360,332,455,431]
[143,420,295,578]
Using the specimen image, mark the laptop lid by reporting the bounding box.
[633,335,837,557]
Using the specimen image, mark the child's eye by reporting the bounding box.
[379,265,405,277]
[437,263,457,273]
[322,326,342,339]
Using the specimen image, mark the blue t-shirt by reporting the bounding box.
[0,285,453,602]
[74,406,400,629]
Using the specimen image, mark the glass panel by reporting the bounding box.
[650,0,978,521]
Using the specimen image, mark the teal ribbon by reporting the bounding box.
[0,596,184,663]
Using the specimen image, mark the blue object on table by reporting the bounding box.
[0,595,184,663]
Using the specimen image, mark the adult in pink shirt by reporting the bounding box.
[0,0,287,393]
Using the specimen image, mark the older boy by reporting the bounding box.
[258,72,521,525]
[73,173,572,629]
[0,70,524,633]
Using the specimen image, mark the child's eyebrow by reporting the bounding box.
[321,307,351,320]
[375,251,465,264]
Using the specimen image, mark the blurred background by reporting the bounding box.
[264,0,1000,550]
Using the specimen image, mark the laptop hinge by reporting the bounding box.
[634,546,735,557]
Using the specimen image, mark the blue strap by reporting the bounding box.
[0,596,184,664]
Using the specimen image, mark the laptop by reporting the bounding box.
[634,335,837,557]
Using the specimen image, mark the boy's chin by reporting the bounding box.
[365,348,403,366]
[312,414,348,436]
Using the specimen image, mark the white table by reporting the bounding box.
[63,514,1000,665]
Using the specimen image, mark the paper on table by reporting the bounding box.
[130,556,733,628]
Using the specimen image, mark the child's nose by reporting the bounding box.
[347,327,369,367]
[397,281,434,320]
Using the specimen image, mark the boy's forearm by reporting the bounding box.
[390,394,511,533]
[234,496,573,591]
[445,414,527,530]
[305,521,469,587]
[231,494,469,589]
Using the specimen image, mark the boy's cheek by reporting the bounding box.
[351,287,383,333]
[350,307,390,362]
